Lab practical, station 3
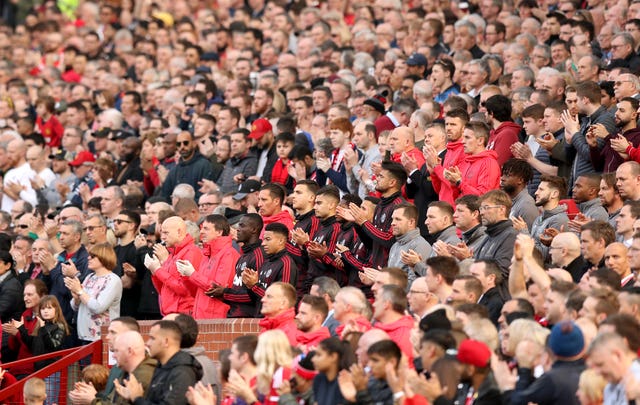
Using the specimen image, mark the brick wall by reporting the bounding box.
[101,318,261,364]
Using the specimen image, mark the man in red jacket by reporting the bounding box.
[258,183,294,237]
[444,121,500,199]
[427,109,469,206]
[372,284,415,365]
[147,216,204,316]
[177,215,240,319]
[389,126,425,167]
[295,294,331,351]
[259,282,298,346]
[485,94,522,166]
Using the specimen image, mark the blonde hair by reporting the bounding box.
[507,319,550,355]
[463,318,499,352]
[23,377,46,404]
[254,330,293,395]
[577,369,607,404]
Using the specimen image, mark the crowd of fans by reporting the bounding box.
[4,0,640,404]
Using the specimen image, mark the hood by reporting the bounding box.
[494,121,522,134]
[202,235,234,257]
[465,149,498,162]
[163,350,204,380]
[374,315,414,333]
[183,346,206,357]
[262,210,293,226]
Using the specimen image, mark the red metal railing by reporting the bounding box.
[0,340,103,405]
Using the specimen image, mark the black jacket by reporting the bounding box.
[0,272,25,322]
[479,286,505,327]
[161,151,214,199]
[223,241,266,318]
[133,350,203,405]
[435,372,503,405]
[503,359,585,405]
[18,321,67,369]
[563,255,588,283]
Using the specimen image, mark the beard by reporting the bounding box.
[616,117,630,129]
[535,196,549,207]
[501,184,517,194]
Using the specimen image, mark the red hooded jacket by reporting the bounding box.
[261,210,294,238]
[152,234,204,316]
[487,121,521,166]
[186,235,240,319]
[260,308,299,346]
[374,315,415,365]
[431,140,466,206]
[336,315,372,338]
[297,326,331,351]
[454,149,501,198]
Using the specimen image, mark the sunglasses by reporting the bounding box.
[83,225,103,231]
[114,219,133,224]
[176,141,191,147]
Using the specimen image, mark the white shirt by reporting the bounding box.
[2,162,37,211]
[36,167,56,187]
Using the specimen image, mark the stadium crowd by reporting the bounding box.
[3,0,640,404]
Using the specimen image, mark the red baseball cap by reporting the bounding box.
[248,118,272,140]
[69,151,96,167]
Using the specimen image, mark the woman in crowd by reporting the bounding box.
[65,243,122,344]
[2,279,48,378]
[312,337,357,405]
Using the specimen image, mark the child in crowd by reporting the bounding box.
[270,133,296,192]
[81,364,110,395]
[23,377,46,405]
[16,295,69,405]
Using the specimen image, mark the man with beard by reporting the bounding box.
[473,190,519,278]
[344,161,406,269]
[599,173,624,227]
[335,195,373,297]
[295,294,330,350]
[113,210,142,318]
[529,175,570,259]
[209,214,266,318]
[426,109,469,206]
[500,159,538,232]
[590,97,640,172]
[430,339,503,404]
[161,131,214,200]
[114,136,144,186]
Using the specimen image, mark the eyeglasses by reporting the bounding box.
[15,224,29,229]
[176,141,191,147]
[83,225,103,231]
[113,219,133,224]
[199,202,219,207]
[479,205,502,211]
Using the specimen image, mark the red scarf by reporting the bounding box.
[271,158,290,185]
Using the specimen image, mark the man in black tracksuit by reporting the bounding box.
[352,161,406,269]
[246,222,298,316]
[300,186,342,291]
[287,180,321,299]
[210,214,265,317]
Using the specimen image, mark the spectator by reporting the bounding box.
[114,320,203,405]
[66,243,122,344]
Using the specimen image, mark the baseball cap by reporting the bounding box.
[248,118,272,140]
[233,179,261,200]
[69,151,96,167]
[456,339,491,368]
[406,53,428,67]
[49,150,74,161]
[93,128,111,139]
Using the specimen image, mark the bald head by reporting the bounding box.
[550,232,581,267]
[161,216,187,247]
[114,331,146,372]
[554,232,581,251]
[392,126,416,153]
[356,328,391,366]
